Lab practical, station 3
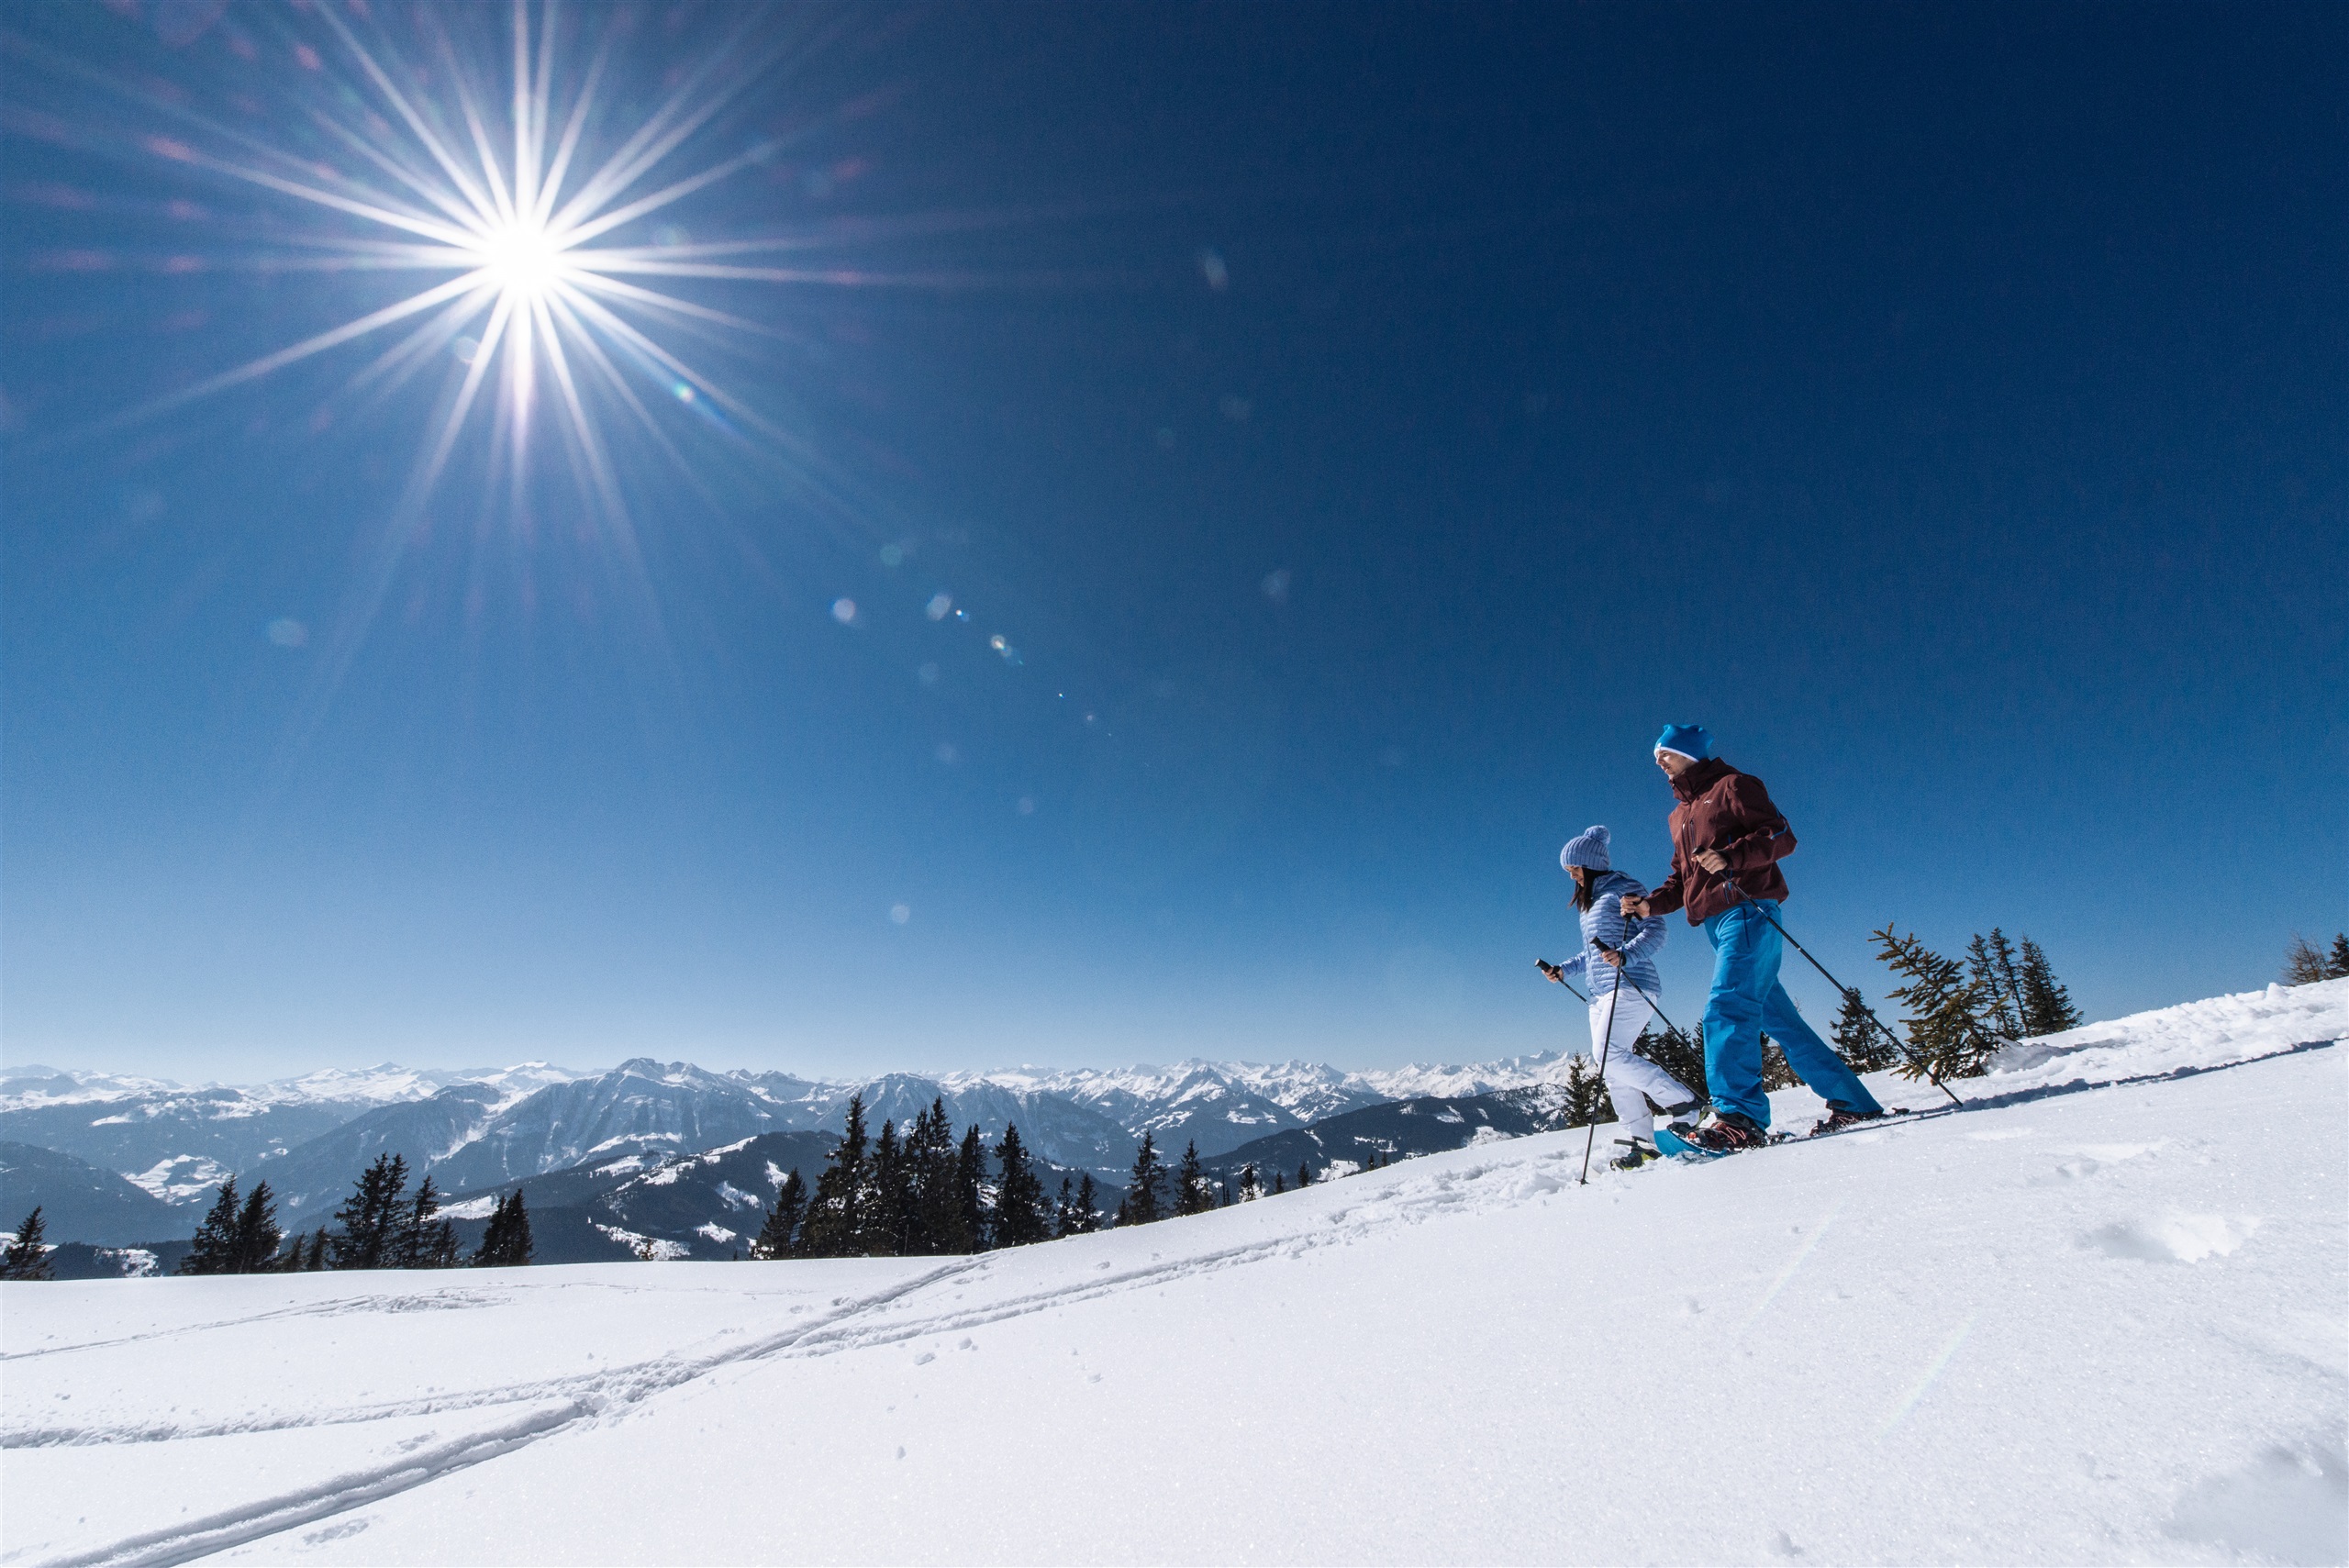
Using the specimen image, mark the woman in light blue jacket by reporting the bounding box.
[1544,825,1698,1165]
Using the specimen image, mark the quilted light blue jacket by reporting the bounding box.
[1553,869,1665,1001]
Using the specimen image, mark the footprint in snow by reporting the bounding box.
[2165,1434,2348,1564]
[2033,1142,2164,1185]
[2084,1213,2257,1263]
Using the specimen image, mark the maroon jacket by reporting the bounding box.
[1647,757,1798,924]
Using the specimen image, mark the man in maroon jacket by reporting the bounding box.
[1620,724,1884,1149]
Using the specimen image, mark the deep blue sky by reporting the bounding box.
[5,2,2342,1081]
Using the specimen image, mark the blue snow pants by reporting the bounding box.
[1700,899,1884,1128]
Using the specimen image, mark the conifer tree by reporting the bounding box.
[869,1120,914,1256]
[329,1153,410,1270]
[1831,987,1901,1073]
[1118,1131,1165,1226]
[906,1099,963,1255]
[1965,929,2029,1039]
[1271,1170,1286,1195]
[1758,1034,1799,1091]
[2,1207,52,1280]
[303,1228,328,1270]
[1238,1163,1262,1201]
[1071,1173,1100,1234]
[473,1190,536,1267]
[2331,935,2349,980]
[1873,926,2002,1079]
[181,1179,244,1274]
[1172,1140,1212,1217]
[991,1124,1051,1247]
[1296,1162,1311,1188]
[393,1176,457,1268]
[954,1124,989,1251]
[231,1180,283,1273]
[800,1094,870,1258]
[2283,934,2332,984]
[1638,1023,1709,1105]
[1053,1175,1079,1239]
[747,1171,803,1261]
[1562,1055,1617,1127]
[2016,937,2084,1035]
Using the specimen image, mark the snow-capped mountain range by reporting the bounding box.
[0,1062,583,1207]
[0,1048,1598,1228]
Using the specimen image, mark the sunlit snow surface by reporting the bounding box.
[4,984,2343,1567]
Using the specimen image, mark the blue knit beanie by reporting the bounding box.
[1560,825,1610,873]
[1654,723,1714,762]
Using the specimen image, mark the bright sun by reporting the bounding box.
[472,219,572,301]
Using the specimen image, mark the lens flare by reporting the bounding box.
[15,0,944,678]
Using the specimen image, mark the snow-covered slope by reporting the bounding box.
[5,982,2341,1566]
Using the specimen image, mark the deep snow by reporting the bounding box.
[4,981,2343,1567]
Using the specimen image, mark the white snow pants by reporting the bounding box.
[1586,987,1692,1144]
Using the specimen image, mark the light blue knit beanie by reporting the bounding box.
[1560,825,1610,873]
[1654,722,1714,762]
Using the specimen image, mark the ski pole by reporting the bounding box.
[1729,892,1964,1108]
[1532,959,1589,1004]
[1592,946,1684,1037]
[1578,964,1628,1186]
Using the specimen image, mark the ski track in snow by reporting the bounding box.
[5,982,2343,1568]
[5,1201,1530,1568]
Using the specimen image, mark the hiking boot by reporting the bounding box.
[1809,1106,1887,1137]
[1609,1138,1659,1171]
[1679,1111,1768,1153]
